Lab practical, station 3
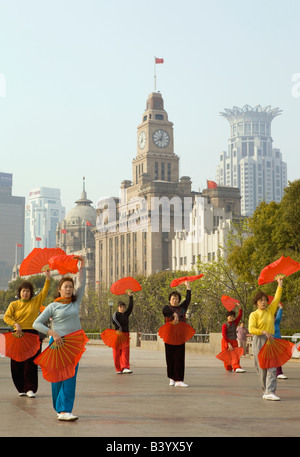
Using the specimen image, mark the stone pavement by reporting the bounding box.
[0,344,300,440]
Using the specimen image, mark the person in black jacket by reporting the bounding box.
[162,281,191,387]
[112,291,133,373]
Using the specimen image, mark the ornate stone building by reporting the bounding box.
[93,91,194,286]
[56,179,96,287]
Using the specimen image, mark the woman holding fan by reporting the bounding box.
[3,270,51,398]
[162,281,191,387]
[33,255,85,421]
[249,277,283,401]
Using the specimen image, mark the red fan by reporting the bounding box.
[34,329,89,383]
[48,254,79,275]
[110,277,142,295]
[170,274,204,288]
[19,247,66,276]
[101,329,130,350]
[258,338,294,369]
[158,321,195,345]
[258,255,300,285]
[221,295,240,312]
[216,347,244,365]
[0,332,41,362]
[267,295,283,306]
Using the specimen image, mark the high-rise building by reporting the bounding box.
[0,172,25,289]
[24,187,65,257]
[216,105,287,216]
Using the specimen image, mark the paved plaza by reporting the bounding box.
[0,343,300,441]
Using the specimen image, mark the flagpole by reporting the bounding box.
[154,57,156,92]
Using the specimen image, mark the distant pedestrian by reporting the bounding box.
[274,304,288,379]
[237,322,249,357]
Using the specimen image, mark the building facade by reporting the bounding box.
[0,172,25,289]
[216,105,287,216]
[56,180,96,288]
[24,187,65,257]
[94,91,194,286]
[172,186,241,271]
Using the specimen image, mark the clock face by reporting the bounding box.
[138,131,146,149]
[152,129,170,148]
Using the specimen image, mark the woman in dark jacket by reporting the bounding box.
[162,281,191,387]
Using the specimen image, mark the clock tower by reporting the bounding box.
[94,91,193,286]
[133,91,179,186]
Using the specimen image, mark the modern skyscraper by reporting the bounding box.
[216,105,287,216]
[24,187,65,257]
[0,172,25,289]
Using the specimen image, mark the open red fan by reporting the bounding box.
[170,274,204,288]
[0,332,41,362]
[48,254,79,275]
[158,321,195,345]
[221,295,240,312]
[216,347,244,365]
[101,329,130,350]
[258,338,294,369]
[34,329,89,383]
[258,255,300,285]
[19,247,66,276]
[110,277,142,295]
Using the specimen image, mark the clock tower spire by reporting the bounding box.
[133,92,179,186]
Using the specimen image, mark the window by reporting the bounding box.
[167,163,171,181]
[155,114,164,120]
[155,162,158,180]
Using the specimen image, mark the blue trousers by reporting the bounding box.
[51,364,78,413]
[48,337,78,413]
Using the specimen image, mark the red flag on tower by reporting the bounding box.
[155,57,164,64]
[16,243,23,247]
[207,180,217,189]
[61,229,67,234]
[86,221,92,226]
[36,237,42,241]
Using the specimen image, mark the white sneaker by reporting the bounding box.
[263,393,280,401]
[122,368,133,373]
[26,390,35,398]
[175,381,189,387]
[169,379,175,386]
[277,374,288,379]
[57,412,79,421]
[116,371,122,374]
[235,368,246,373]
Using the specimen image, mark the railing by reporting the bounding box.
[86,333,101,340]
[140,333,209,343]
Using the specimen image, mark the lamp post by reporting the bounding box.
[108,300,114,329]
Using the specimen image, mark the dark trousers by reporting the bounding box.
[165,343,185,382]
[10,330,41,394]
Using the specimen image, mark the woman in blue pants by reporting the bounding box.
[34,256,85,421]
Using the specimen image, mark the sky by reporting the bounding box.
[0,0,299,214]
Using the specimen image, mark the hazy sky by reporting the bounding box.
[1,0,299,213]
